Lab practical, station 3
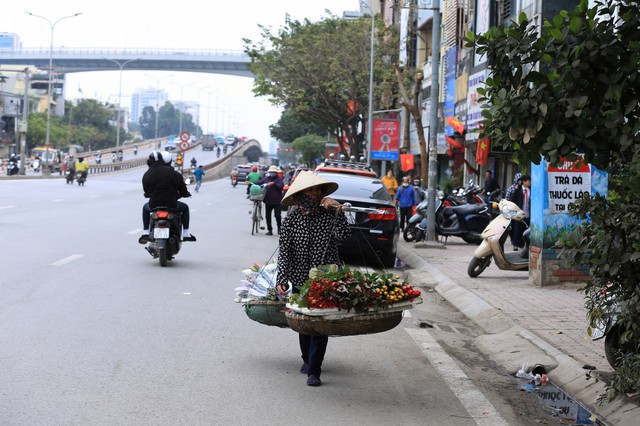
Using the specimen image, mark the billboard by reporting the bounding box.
[371,119,400,161]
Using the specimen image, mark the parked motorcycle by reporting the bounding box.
[404,191,460,242]
[591,287,636,368]
[145,207,183,266]
[6,158,19,176]
[32,158,41,173]
[467,199,530,277]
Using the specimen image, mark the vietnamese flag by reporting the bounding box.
[400,154,414,171]
[445,135,464,149]
[476,137,490,166]
[447,116,465,135]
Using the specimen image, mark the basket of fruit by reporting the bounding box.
[285,269,422,336]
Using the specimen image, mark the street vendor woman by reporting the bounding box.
[276,171,351,387]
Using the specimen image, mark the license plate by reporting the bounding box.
[153,228,170,239]
[345,212,356,225]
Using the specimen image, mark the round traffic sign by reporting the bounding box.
[179,141,190,151]
[180,131,191,142]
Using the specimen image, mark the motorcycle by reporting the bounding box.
[145,207,183,266]
[404,191,460,242]
[231,174,238,187]
[66,169,76,184]
[410,191,491,244]
[76,171,87,186]
[591,291,634,368]
[6,158,19,176]
[32,159,41,173]
[467,199,530,277]
[223,146,228,155]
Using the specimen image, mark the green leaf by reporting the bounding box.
[519,12,528,24]
[549,28,564,40]
[570,17,581,33]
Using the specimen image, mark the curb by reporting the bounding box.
[397,244,638,426]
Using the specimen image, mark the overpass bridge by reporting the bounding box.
[0,47,253,77]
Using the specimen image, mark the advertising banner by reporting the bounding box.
[371,119,400,161]
[444,47,457,135]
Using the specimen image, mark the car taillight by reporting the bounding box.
[368,207,396,221]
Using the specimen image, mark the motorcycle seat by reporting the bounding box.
[444,204,487,216]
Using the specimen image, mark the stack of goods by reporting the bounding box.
[235,262,290,328]
[286,268,422,336]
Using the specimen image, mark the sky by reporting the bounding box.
[1,0,363,151]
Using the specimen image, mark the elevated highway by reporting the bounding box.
[0,47,252,77]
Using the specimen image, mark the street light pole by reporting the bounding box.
[144,74,173,141]
[171,81,195,136]
[26,11,82,175]
[105,58,138,148]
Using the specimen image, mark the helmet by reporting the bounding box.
[161,151,173,165]
[148,150,163,164]
[252,166,258,172]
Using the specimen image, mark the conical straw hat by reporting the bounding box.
[281,171,339,206]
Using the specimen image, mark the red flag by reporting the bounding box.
[445,135,464,149]
[476,137,490,166]
[400,154,414,171]
[447,147,453,158]
[446,116,465,134]
[464,159,478,175]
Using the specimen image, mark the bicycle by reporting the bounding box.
[248,184,266,235]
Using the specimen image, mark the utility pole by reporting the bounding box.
[426,2,441,242]
[18,69,30,176]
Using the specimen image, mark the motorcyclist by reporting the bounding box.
[74,157,89,181]
[95,151,102,165]
[139,151,196,244]
[216,146,221,158]
[190,157,197,168]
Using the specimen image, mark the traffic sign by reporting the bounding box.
[179,141,190,151]
[180,131,190,142]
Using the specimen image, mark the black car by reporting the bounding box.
[315,171,399,269]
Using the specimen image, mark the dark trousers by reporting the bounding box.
[143,202,190,230]
[399,206,412,229]
[299,334,328,377]
[264,203,282,232]
[511,218,529,248]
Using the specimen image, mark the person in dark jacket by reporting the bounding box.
[138,151,196,244]
[509,174,531,250]
[256,165,284,235]
[275,171,351,387]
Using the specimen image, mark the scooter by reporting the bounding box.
[76,171,87,186]
[231,174,238,187]
[32,159,41,173]
[66,169,76,184]
[590,289,635,368]
[404,191,460,242]
[467,199,529,277]
[6,158,19,176]
[145,207,183,266]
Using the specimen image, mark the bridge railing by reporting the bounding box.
[2,47,246,57]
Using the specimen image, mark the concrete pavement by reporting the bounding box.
[397,238,639,426]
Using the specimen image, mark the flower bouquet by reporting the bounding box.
[286,268,422,336]
[235,262,290,328]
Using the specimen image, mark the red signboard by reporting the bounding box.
[371,119,400,160]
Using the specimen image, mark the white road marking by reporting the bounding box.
[403,310,412,318]
[50,254,84,266]
[127,228,143,235]
[0,205,17,210]
[405,328,508,426]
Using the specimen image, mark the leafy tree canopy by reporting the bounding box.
[292,134,327,167]
[245,14,398,156]
[270,109,327,144]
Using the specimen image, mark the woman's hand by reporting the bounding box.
[276,283,289,296]
[321,197,344,211]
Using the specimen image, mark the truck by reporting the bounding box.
[202,134,216,151]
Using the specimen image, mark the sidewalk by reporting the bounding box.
[397,239,639,426]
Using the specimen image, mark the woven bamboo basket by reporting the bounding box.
[285,310,403,336]
[243,300,289,328]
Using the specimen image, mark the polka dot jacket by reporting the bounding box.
[277,207,352,290]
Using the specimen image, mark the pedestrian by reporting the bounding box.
[509,174,531,250]
[482,170,500,204]
[275,171,351,387]
[193,165,205,192]
[413,178,426,203]
[191,157,197,168]
[395,176,417,231]
[381,169,399,200]
[256,165,284,235]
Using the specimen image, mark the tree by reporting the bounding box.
[245,14,398,157]
[467,0,640,398]
[270,109,327,144]
[139,106,156,139]
[292,134,326,167]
